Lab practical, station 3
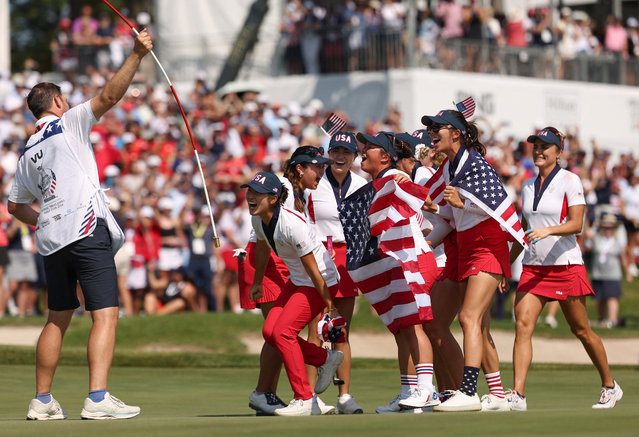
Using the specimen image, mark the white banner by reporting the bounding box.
[248,69,639,154]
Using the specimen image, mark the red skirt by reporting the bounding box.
[517,264,594,300]
[238,241,290,309]
[456,219,512,280]
[324,241,359,299]
[437,231,459,282]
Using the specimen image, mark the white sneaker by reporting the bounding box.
[592,380,623,409]
[26,397,67,420]
[337,394,363,414]
[481,393,510,411]
[433,390,481,412]
[314,349,344,394]
[398,388,440,409]
[507,391,527,411]
[80,392,140,420]
[274,397,314,416]
[315,395,336,415]
[375,393,426,414]
[249,391,286,415]
[544,315,558,329]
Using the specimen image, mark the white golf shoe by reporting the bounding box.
[433,390,481,412]
[26,397,67,420]
[592,380,623,409]
[481,393,510,411]
[507,391,527,411]
[80,392,140,420]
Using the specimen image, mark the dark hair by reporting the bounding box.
[284,146,321,213]
[393,139,416,162]
[278,185,289,206]
[449,110,486,156]
[27,83,62,119]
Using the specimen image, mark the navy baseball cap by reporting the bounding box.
[395,129,434,152]
[328,131,357,154]
[288,146,333,167]
[241,171,283,196]
[527,126,563,150]
[356,131,398,160]
[421,110,467,134]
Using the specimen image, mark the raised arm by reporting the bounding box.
[90,30,153,120]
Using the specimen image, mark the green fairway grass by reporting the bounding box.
[0,364,636,437]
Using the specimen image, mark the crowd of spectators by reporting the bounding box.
[0,4,637,321]
[281,0,639,84]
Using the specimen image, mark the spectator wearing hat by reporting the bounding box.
[589,213,630,328]
[302,131,367,414]
[508,126,622,411]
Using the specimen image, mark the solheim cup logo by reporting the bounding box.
[37,166,57,203]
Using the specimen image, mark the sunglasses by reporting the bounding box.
[543,127,564,149]
[427,125,453,134]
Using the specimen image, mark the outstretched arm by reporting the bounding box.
[90,30,153,120]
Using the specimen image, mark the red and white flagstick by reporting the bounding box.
[102,0,220,247]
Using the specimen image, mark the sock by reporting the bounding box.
[89,389,107,403]
[401,374,417,396]
[36,393,52,404]
[460,366,480,397]
[485,371,505,399]
[415,363,435,393]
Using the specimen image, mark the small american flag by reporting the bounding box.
[320,112,346,137]
[456,96,476,120]
[338,176,433,333]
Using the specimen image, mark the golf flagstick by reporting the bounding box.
[103,0,220,247]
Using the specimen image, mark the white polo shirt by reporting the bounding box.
[248,176,296,244]
[304,169,367,243]
[521,167,585,266]
[252,206,340,288]
[9,101,123,255]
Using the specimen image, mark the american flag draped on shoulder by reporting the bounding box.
[423,158,449,207]
[338,175,433,333]
[449,148,527,247]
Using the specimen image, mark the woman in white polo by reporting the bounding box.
[508,127,622,411]
[243,171,344,416]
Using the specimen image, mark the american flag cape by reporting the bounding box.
[445,148,527,248]
[338,175,434,333]
[320,113,347,137]
[423,158,449,207]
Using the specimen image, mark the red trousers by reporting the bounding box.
[262,280,336,399]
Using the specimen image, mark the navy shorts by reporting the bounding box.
[44,218,119,311]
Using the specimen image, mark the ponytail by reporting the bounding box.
[450,110,486,156]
